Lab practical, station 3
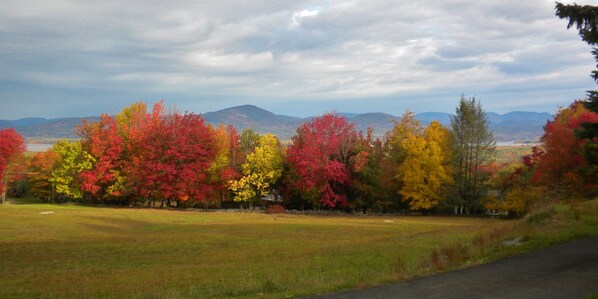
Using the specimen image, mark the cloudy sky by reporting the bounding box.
[1,0,596,119]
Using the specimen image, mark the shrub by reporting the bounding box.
[525,205,556,226]
[265,204,286,214]
[423,241,470,271]
[484,187,547,218]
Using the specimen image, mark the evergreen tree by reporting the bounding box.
[240,129,261,156]
[450,95,495,213]
[556,3,598,172]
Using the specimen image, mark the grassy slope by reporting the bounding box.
[483,200,598,260]
[1,199,597,298]
[0,203,501,298]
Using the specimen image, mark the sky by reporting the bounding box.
[1,0,597,119]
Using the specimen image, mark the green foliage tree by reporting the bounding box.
[49,140,95,200]
[350,129,389,213]
[450,95,495,212]
[556,3,598,173]
[240,128,261,156]
[229,134,283,204]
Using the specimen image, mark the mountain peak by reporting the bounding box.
[219,104,271,112]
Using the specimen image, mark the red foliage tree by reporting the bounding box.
[128,103,217,206]
[535,101,598,195]
[0,128,26,198]
[78,114,125,198]
[287,113,357,208]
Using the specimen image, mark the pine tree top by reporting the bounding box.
[556,3,598,45]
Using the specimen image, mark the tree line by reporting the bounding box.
[0,97,496,213]
[1,95,598,215]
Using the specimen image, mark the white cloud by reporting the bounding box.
[0,0,595,118]
[182,51,274,72]
[291,8,320,28]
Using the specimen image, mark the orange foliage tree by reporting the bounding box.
[28,150,59,201]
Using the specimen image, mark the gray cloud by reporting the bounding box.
[0,0,596,119]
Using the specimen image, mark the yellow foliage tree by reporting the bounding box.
[229,134,283,203]
[486,186,547,217]
[397,121,453,210]
[49,140,95,199]
[385,111,423,164]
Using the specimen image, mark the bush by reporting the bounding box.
[423,241,470,271]
[525,205,556,226]
[265,204,286,214]
[484,186,547,218]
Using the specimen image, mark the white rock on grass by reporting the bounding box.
[501,236,524,246]
[38,211,54,215]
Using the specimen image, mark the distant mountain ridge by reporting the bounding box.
[0,117,100,140]
[1,105,552,142]
[204,105,551,142]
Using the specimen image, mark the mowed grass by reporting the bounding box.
[0,203,503,298]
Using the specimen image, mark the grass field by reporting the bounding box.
[495,145,534,164]
[1,199,597,298]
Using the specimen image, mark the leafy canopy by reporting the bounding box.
[229,134,283,202]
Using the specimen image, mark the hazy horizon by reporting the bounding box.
[0,103,556,121]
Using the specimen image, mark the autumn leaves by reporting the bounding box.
[6,97,598,213]
[18,100,462,211]
[5,99,485,211]
[0,128,26,202]
[229,134,283,203]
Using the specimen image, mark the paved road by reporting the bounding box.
[308,236,598,298]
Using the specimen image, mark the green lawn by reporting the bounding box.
[1,199,597,298]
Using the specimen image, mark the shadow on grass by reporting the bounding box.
[5,196,45,205]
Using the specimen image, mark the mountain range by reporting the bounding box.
[0,105,553,143]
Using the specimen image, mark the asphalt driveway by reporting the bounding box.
[308,236,598,298]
